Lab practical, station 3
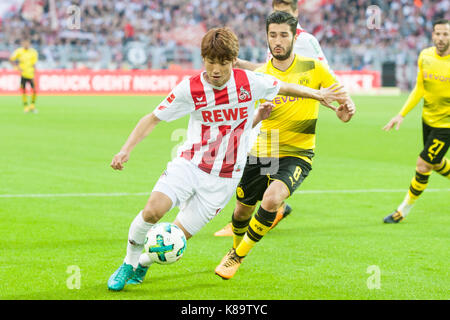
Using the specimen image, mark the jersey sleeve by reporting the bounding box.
[317,60,339,88]
[295,33,331,69]
[31,50,39,65]
[152,79,194,122]
[399,52,424,117]
[248,71,281,102]
[9,49,19,61]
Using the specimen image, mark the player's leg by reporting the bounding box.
[109,158,195,290]
[385,125,449,223]
[236,180,289,256]
[431,128,450,179]
[108,191,173,290]
[215,181,289,280]
[216,157,310,279]
[20,77,29,113]
[28,79,37,113]
[126,207,192,286]
[434,157,450,178]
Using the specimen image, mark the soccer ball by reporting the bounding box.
[144,222,187,265]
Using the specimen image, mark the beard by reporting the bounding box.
[435,41,449,54]
[269,41,294,61]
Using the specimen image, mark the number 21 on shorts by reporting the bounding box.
[428,138,445,161]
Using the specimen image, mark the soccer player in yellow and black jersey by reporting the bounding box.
[10,39,39,113]
[383,19,450,223]
[215,11,356,280]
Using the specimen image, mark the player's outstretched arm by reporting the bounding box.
[383,114,404,131]
[253,102,274,128]
[111,112,161,170]
[278,82,347,111]
[335,93,356,122]
[235,58,264,71]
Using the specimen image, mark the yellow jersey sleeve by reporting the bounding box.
[9,48,20,61]
[399,51,424,117]
[317,60,338,88]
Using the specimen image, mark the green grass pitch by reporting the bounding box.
[0,94,448,300]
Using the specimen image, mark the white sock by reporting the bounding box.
[397,193,414,217]
[138,253,154,267]
[124,211,154,269]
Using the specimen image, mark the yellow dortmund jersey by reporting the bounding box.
[251,55,338,163]
[399,47,450,128]
[10,47,38,79]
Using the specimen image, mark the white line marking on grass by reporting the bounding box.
[0,192,150,198]
[294,188,450,195]
[0,189,449,198]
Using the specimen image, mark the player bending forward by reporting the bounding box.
[107,27,348,291]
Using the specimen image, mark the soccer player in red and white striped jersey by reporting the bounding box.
[107,27,347,291]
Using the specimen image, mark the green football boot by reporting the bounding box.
[107,263,135,291]
[126,264,149,285]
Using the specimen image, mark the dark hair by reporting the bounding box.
[433,19,450,31]
[266,11,298,36]
[201,27,239,63]
[272,0,297,12]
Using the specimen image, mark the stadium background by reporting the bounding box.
[0,0,449,300]
[0,0,449,94]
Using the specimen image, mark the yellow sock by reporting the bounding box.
[407,169,431,203]
[231,214,251,249]
[22,94,28,107]
[435,158,450,179]
[235,206,276,257]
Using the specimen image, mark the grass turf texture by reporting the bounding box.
[0,95,448,300]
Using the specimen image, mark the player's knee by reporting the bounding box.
[261,191,284,212]
[417,157,433,174]
[234,202,254,220]
[142,205,165,224]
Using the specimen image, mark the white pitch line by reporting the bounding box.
[295,188,450,194]
[0,189,449,199]
[0,192,150,198]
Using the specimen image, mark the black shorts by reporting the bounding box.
[236,155,311,206]
[420,121,450,164]
[20,77,35,89]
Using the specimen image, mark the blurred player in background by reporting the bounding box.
[107,27,347,291]
[214,0,333,236]
[214,12,355,280]
[383,19,450,223]
[10,39,39,113]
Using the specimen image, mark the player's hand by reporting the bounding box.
[111,151,130,170]
[318,84,347,111]
[257,102,274,121]
[336,102,355,122]
[383,114,404,131]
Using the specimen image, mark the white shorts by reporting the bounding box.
[152,157,240,236]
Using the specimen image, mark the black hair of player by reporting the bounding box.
[266,11,298,37]
[432,19,450,31]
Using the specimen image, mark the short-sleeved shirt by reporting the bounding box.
[10,47,38,79]
[416,47,450,128]
[153,69,281,179]
[251,55,338,162]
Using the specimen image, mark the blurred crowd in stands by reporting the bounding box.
[0,0,449,89]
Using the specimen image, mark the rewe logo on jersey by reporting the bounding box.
[202,107,248,123]
[238,86,251,102]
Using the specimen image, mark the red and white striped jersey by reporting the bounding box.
[153,69,281,179]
